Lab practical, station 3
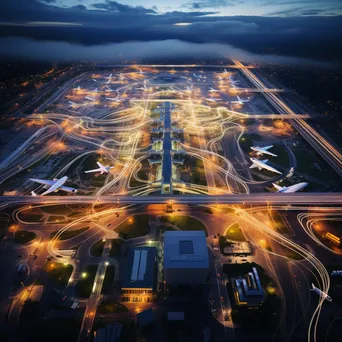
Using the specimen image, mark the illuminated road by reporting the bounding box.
[1,193,342,205]
[233,60,342,177]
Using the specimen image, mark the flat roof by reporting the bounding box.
[164,231,209,269]
[122,247,157,289]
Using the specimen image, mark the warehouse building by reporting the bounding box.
[164,231,209,286]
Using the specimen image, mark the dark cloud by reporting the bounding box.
[185,0,232,9]
[91,0,156,14]
[0,0,342,64]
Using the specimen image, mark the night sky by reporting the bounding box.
[0,0,341,64]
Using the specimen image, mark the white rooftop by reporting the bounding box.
[164,231,209,269]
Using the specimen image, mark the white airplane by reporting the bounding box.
[272,182,308,193]
[205,97,221,103]
[139,69,145,75]
[94,88,98,92]
[85,162,114,175]
[104,73,112,80]
[193,73,206,79]
[68,101,77,108]
[286,167,294,178]
[30,176,77,196]
[137,80,148,92]
[249,158,282,174]
[232,96,250,105]
[106,97,122,103]
[105,85,114,92]
[229,76,240,84]
[85,96,96,102]
[311,283,332,302]
[251,145,278,157]
[223,69,229,75]
[209,88,219,93]
[92,79,97,82]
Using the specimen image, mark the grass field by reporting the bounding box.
[110,239,123,257]
[14,230,36,244]
[90,240,105,257]
[224,223,246,241]
[75,265,97,298]
[43,262,73,288]
[98,300,128,314]
[271,212,292,235]
[202,208,214,214]
[284,248,304,260]
[160,215,207,236]
[101,265,115,294]
[115,214,150,239]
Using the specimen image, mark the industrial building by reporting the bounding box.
[223,241,252,256]
[232,267,265,307]
[164,231,209,286]
[121,247,157,303]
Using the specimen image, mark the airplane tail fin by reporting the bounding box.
[31,191,37,197]
[310,283,316,291]
[272,183,284,191]
[262,159,269,164]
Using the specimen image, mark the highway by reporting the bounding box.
[1,193,342,205]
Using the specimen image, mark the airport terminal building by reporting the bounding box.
[163,231,209,286]
[121,247,157,303]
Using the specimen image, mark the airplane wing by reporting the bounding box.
[262,145,273,151]
[29,178,55,186]
[85,168,101,173]
[272,183,284,191]
[249,163,258,169]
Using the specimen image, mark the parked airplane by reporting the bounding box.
[85,162,114,175]
[286,167,294,178]
[232,96,250,105]
[272,182,308,193]
[229,76,240,84]
[104,73,113,80]
[209,88,219,93]
[193,73,206,79]
[205,97,221,102]
[85,96,96,101]
[30,176,77,196]
[106,97,122,102]
[311,283,332,302]
[137,80,148,91]
[92,79,97,82]
[249,158,282,174]
[68,101,77,107]
[251,145,278,157]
